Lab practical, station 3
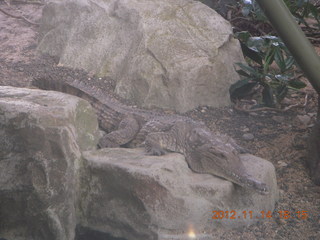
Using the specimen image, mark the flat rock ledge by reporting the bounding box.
[81,149,278,240]
[0,87,278,240]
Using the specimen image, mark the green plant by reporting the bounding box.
[230,31,306,107]
[229,0,319,107]
[241,0,268,21]
[240,0,319,29]
[285,0,320,29]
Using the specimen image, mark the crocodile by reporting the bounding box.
[32,77,269,195]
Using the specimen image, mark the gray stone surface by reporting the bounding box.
[80,149,278,239]
[38,0,244,112]
[197,0,237,15]
[0,86,99,240]
[0,86,278,240]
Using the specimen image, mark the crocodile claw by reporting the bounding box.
[147,147,166,156]
[98,136,120,148]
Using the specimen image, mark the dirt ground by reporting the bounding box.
[0,2,319,240]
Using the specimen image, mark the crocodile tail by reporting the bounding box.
[32,77,93,102]
[32,77,126,111]
[32,77,121,131]
[32,77,61,91]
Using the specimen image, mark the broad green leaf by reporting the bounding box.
[289,79,307,89]
[263,35,280,41]
[262,86,275,107]
[285,56,295,70]
[247,36,265,52]
[235,31,251,43]
[240,42,263,65]
[274,48,286,72]
[275,74,290,82]
[264,48,275,72]
[236,63,262,77]
[229,79,257,100]
[236,69,251,77]
[276,84,288,102]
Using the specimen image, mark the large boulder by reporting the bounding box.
[196,0,237,16]
[38,0,244,112]
[0,86,278,240]
[0,86,99,240]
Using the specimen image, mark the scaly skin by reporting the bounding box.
[32,78,269,194]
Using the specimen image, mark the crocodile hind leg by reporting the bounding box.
[98,117,140,148]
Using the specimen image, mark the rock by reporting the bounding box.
[307,112,317,118]
[242,127,250,132]
[242,133,255,141]
[38,0,244,113]
[79,149,278,239]
[278,161,288,168]
[297,115,311,126]
[272,116,285,123]
[0,86,99,240]
[196,0,237,16]
[0,86,278,240]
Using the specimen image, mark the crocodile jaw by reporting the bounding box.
[186,143,269,195]
[220,167,269,195]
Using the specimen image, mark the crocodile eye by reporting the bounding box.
[189,128,207,147]
[212,151,226,159]
[189,130,198,144]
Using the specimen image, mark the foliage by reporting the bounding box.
[230,32,306,107]
[240,0,320,30]
[240,0,268,22]
[284,0,320,29]
[229,0,318,107]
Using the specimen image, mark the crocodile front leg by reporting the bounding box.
[98,116,140,148]
[144,125,184,156]
[144,120,192,155]
[127,120,171,147]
